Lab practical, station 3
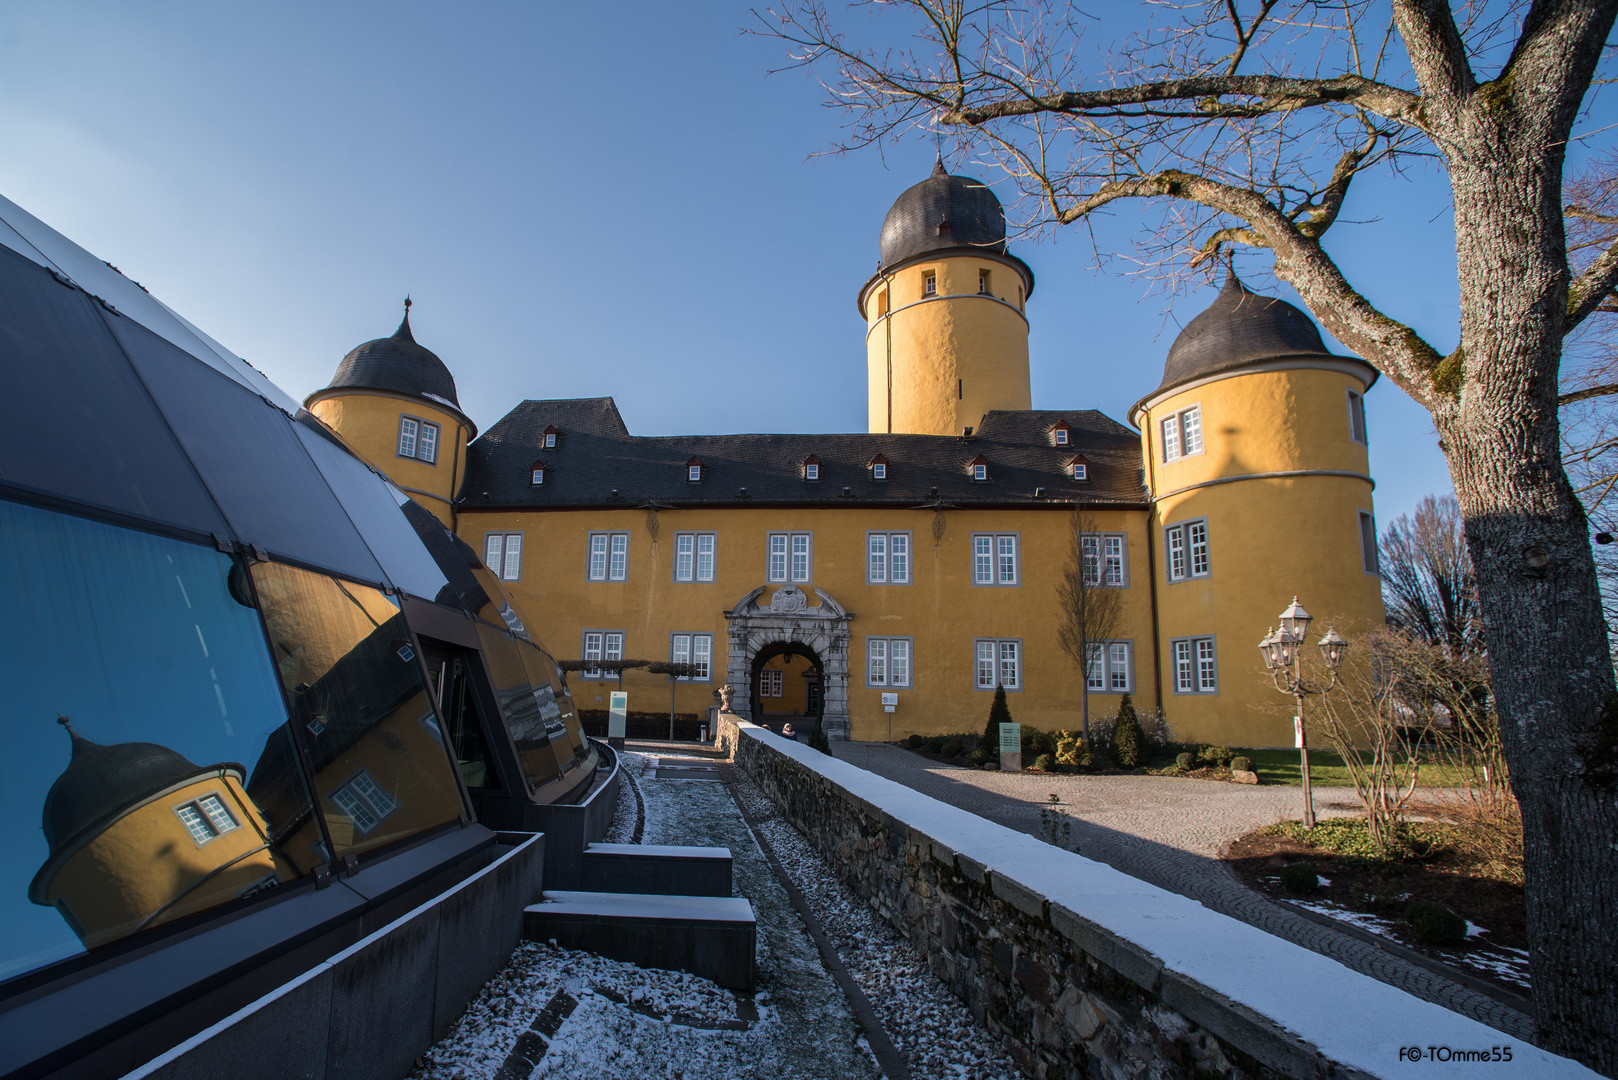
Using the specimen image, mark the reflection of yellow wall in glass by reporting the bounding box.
[31,726,285,949]
[758,653,812,714]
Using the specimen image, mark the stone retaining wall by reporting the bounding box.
[717,713,1591,1080]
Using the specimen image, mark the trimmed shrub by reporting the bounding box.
[968,747,990,766]
[1406,900,1467,945]
[1175,752,1194,771]
[904,734,925,749]
[807,725,832,755]
[1021,724,1054,760]
[1230,755,1254,773]
[982,684,1014,749]
[1032,753,1056,771]
[1111,694,1144,768]
[941,738,964,759]
[1279,862,1319,893]
[1056,734,1090,768]
[1198,745,1234,766]
[925,736,946,754]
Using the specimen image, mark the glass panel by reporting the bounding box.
[1081,535,1100,586]
[973,537,992,583]
[589,534,608,580]
[675,535,694,581]
[975,641,995,687]
[1161,416,1181,461]
[503,535,522,581]
[398,417,418,459]
[421,643,497,790]
[108,314,385,586]
[609,534,627,580]
[250,561,464,860]
[0,499,312,980]
[294,420,451,602]
[890,640,909,686]
[999,641,1020,688]
[418,422,438,464]
[697,534,715,581]
[791,535,809,582]
[1182,407,1203,454]
[0,193,303,414]
[890,534,909,583]
[474,622,562,789]
[868,534,886,582]
[0,244,228,537]
[768,535,787,581]
[997,536,1017,584]
[869,639,886,685]
[396,497,489,611]
[519,643,586,759]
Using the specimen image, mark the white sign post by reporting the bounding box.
[608,690,628,748]
[999,722,1022,772]
[881,692,898,743]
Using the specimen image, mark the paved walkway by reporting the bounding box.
[831,742,1534,1039]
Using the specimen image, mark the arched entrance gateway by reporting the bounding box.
[722,586,852,739]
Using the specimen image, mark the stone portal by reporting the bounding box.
[722,586,853,740]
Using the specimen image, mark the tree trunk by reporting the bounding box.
[1444,139,1618,1069]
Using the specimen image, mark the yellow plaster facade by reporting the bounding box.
[308,389,470,527]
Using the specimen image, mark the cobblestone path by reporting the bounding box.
[832,742,1535,1040]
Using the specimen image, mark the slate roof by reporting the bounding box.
[319,310,468,418]
[460,400,1147,510]
[881,159,1010,267]
[1145,273,1375,405]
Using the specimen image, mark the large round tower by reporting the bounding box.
[1131,274,1385,745]
[305,302,476,527]
[856,160,1035,435]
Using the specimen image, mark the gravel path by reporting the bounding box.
[830,742,1533,1039]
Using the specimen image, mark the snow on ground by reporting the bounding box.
[730,770,1022,1080]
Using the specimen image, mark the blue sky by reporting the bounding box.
[0,2,1513,525]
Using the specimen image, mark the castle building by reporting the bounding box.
[311,163,1385,747]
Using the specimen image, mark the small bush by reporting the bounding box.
[807,726,832,755]
[1111,694,1144,768]
[1175,752,1194,771]
[1056,734,1091,769]
[926,736,946,754]
[904,734,925,749]
[1021,724,1054,760]
[1406,900,1467,945]
[983,684,1013,750]
[1279,862,1319,893]
[1198,745,1234,766]
[1230,755,1254,773]
[941,738,964,758]
[969,747,990,766]
[1032,753,1055,771]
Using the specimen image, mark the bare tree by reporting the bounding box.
[1380,495,1482,655]
[758,1,1618,1062]
[1055,509,1123,744]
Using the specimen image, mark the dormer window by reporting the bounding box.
[923,273,937,297]
[543,425,558,449]
[1067,455,1089,482]
[686,457,703,482]
[1051,420,1070,446]
[530,461,547,486]
[937,219,951,236]
[803,455,821,482]
[969,454,989,481]
[868,454,888,481]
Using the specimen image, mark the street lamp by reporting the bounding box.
[1257,598,1349,828]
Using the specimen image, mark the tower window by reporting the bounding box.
[329,769,399,836]
[923,273,937,297]
[877,289,889,317]
[1171,637,1219,693]
[1347,390,1368,444]
[397,415,440,464]
[958,379,963,400]
[174,793,240,846]
[1165,519,1211,582]
[1359,511,1380,575]
[979,270,990,295]
[1161,405,1203,462]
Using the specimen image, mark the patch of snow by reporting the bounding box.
[1288,899,1403,941]
[1465,921,1488,939]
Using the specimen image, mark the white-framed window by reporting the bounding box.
[484,533,523,581]
[1347,389,1368,445]
[587,532,630,581]
[397,415,440,464]
[673,532,716,582]
[972,533,1019,586]
[866,531,911,584]
[1070,459,1088,481]
[1164,519,1211,582]
[972,463,988,481]
[924,273,937,296]
[174,792,240,846]
[760,669,784,697]
[767,532,812,583]
[871,461,887,480]
[978,270,991,294]
[867,637,912,687]
[581,630,624,679]
[974,638,1021,690]
[1160,405,1204,463]
[1359,511,1380,575]
[1085,641,1134,693]
[328,768,400,836]
[1080,533,1128,588]
[804,461,820,481]
[1053,427,1069,446]
[1171,637,1219,694]
[670,632,713,681]
[544,429,558,448]
[530,465,545,486]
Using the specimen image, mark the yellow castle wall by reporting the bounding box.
[1140,364,1385,747]
[307,390,470,527]
[865,256,1031,436]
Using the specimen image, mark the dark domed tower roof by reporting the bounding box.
[37,719,231,859]
[1149,273,1374,400]
[880,158,1009,267]
[325,307,461,408]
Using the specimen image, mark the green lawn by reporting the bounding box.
[1237,747,1470,788]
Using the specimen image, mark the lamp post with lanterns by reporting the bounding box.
[1258,598,1349,828]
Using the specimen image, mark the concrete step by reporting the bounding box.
[581,843,733,897]
[524,891,756,991]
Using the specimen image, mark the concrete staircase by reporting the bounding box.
[523,843,756,990]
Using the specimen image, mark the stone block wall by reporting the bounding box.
[717,713,1585,1080]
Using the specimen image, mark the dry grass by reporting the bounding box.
[1406,797,1525,885]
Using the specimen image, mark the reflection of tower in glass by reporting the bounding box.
[29,718,287,949]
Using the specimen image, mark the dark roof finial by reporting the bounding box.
[393,296,416,343]
[931,153,947,178]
